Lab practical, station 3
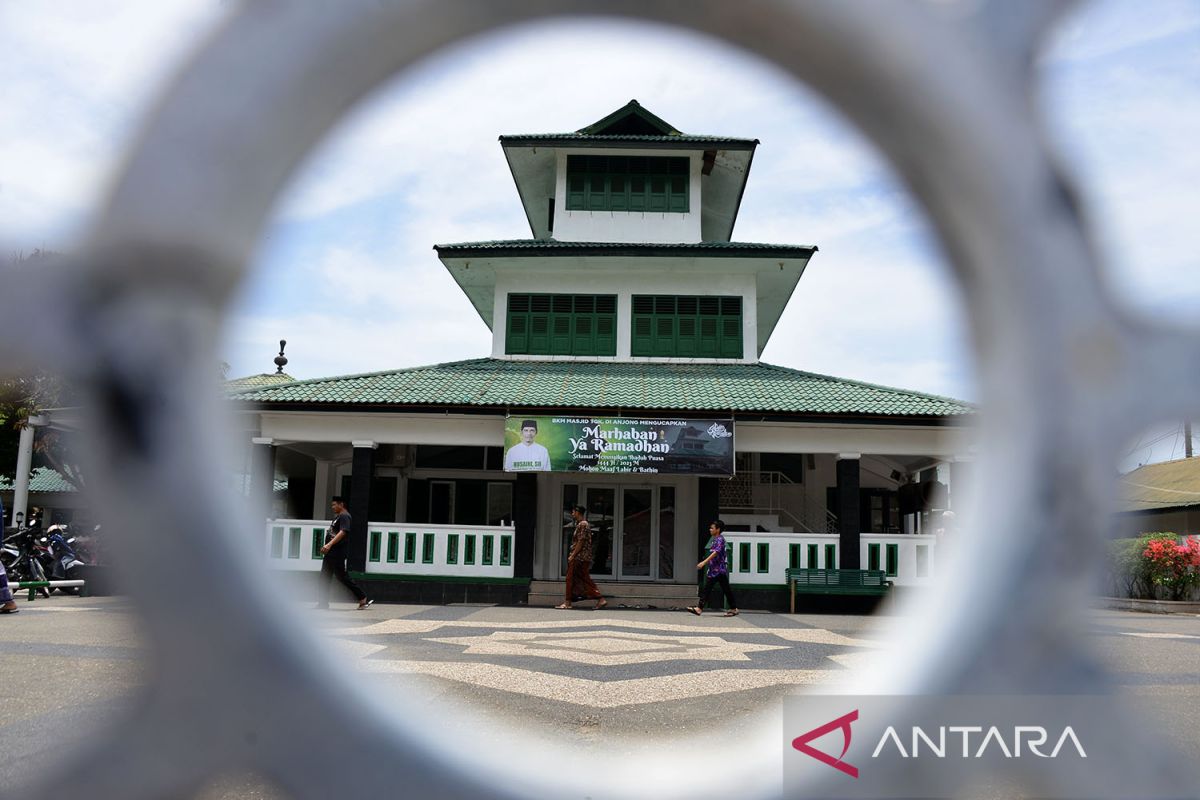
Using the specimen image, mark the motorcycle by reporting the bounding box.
[1,526,51,597]
[38,524,86,595]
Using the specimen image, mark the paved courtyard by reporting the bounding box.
[2,598,1200,796]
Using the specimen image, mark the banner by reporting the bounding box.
[503,415,734,476]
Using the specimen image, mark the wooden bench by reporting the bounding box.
[786,568,891,612]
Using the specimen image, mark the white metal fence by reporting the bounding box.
[266,519,516,579]
[724,532,937,587]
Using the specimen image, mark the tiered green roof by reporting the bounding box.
[229,358,972,419]
[499,99,757,149]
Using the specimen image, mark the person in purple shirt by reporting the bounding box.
[687,519,738,617]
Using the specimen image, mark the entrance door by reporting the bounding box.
[619,487,653,579]
[562,484,673,581]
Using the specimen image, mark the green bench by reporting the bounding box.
[786,568,891,612]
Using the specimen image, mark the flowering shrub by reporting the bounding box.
[1141,533,1200,601]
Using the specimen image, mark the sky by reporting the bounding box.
[2,2,1198,467]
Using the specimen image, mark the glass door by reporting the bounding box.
[561,484,676,581]
[619,487,653,579]
[584,486,616,578]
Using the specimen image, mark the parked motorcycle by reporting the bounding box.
[1,526,51,597]
[39,524,86,595]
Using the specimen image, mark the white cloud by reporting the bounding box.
[4,3,1195,438]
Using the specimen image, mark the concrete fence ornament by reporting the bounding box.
[0,1,1194,798]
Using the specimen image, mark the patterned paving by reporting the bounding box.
[320,607,885,709]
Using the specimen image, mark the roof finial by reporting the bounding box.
[274,339,288,374]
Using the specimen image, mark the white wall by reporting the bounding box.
[491,267,757,362]
[552,148,703,243]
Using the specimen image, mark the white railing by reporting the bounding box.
[723,532,938,587]
[265,519,516,579]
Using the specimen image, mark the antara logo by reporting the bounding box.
[792,709,860,778]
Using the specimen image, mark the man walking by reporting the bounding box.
[687,519,738,617]
[318,496,372,610]
[557,505,606,610]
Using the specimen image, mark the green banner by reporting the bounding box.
[503,415,734,476]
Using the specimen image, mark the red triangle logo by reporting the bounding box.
[791,709,859,778]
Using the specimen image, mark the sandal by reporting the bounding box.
[0,606,18,615]
[555,603,572,609]
[595,600,608,610]
[723,610,739,617]
[686,606,702,616]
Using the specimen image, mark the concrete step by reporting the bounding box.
[528,580,697,608]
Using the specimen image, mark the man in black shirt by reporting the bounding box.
[318,496,372,610]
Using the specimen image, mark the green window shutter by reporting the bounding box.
[403,532,417,564]
[631,317,653,356]
[566,156,586,209]
[586,172,607,210]
[507,315,528,354]
[368,531,382,562]
[464,535,477,565]
[446,534,459,565]
[825,543,837,569]
[720,317,742,358]
[698,317,719,357]
[807,543,819,568]
[500,535,512,566]
[654,315,675,357]
[886,544,899,577]
[482,535,495,566]
[422,533,435,564]
[550,314,572,354]
[789,543,801,570]
[757,542,770,573]
[270,527,284,559]
[725,543,733,572]
[738,542,751,573]
[868,543,881,572]
[647,175,668,212]
[629,175,647,211]
[387,532,400,563]
[596,315,616,356]
[676,316,697,356]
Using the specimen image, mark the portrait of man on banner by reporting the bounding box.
[504,418,552,472]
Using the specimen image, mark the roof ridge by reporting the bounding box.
[229,357,497,396]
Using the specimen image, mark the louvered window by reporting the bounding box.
[630,295,743,359]
[565,155,689,213]
[506,293,617,356]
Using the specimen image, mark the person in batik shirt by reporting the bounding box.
[687,519,738,616]
[557,505,607,610]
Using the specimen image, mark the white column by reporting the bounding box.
[11,414,46,526]
[313,459,331,518]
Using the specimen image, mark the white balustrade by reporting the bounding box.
[265,519,516,579]
[723,532,938,587]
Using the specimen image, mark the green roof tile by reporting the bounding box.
[0,467,78,493]
[229,359,973,418]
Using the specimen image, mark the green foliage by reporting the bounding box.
[1106,532,1200,601]
[1106,536,1152,598]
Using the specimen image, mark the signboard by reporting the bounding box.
[503,415,734,476]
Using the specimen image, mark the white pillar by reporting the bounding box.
[11,414,46,526]
[313,459,331,518]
